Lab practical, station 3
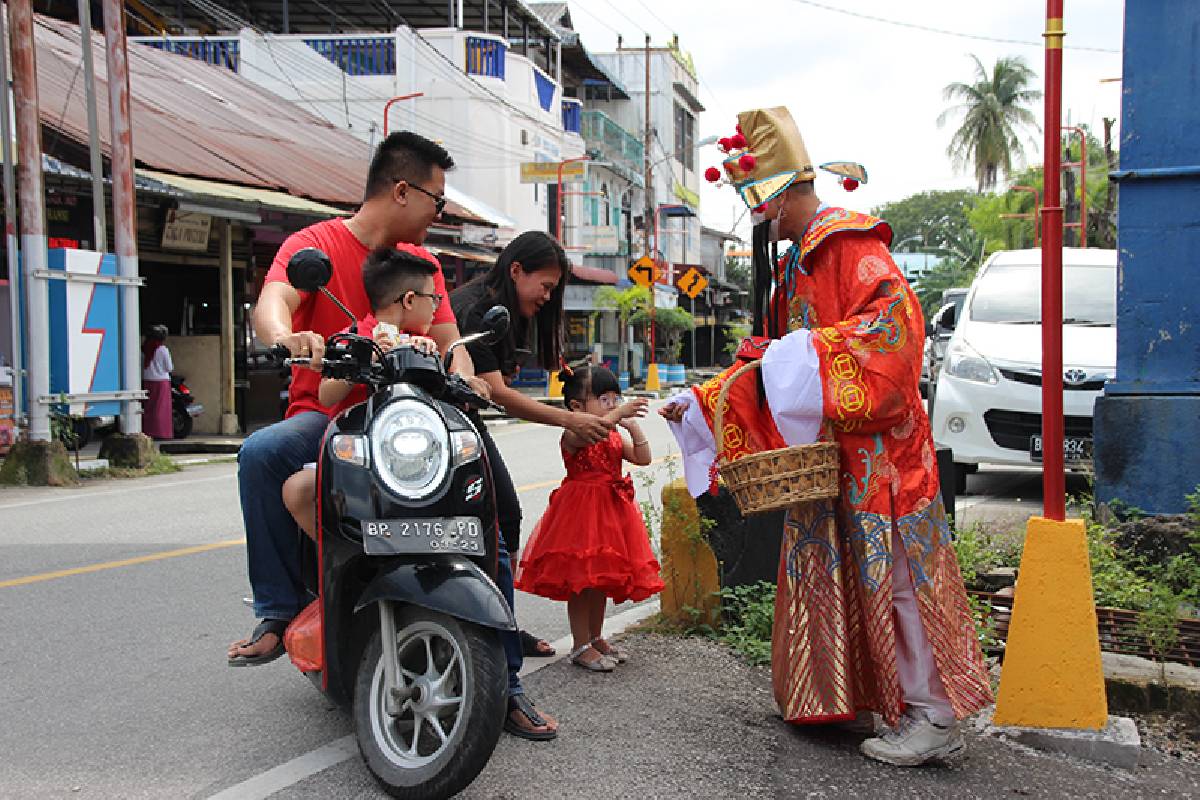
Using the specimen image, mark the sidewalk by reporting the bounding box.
[454,632,1199,799]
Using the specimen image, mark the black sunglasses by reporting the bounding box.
[395,178,446,215]
[399,290,443,309]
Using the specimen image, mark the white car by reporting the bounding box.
[930,247,1117,493]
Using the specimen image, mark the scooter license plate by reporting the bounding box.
[360,517,485,556]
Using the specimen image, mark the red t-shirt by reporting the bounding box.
[264,219,454,417]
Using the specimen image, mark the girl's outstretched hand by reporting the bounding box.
[616,397,649,420]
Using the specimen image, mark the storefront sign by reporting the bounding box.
[520,160,588,184]
[673,182,700,208]
[461,224,499,246]
[162,209,212,252]
[564,284,600,311]
[583,225,620,254]
[47,248,122,417]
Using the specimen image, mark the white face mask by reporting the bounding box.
[751,203,784,242]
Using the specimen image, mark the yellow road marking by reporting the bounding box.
[0,538,245,589]
[1,454,679,590]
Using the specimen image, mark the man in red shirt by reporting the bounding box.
[227,132,558,739]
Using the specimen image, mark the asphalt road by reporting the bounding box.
[0,407,1101,799]
[0,410,681,799]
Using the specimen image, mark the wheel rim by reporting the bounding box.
[368,619,468,769]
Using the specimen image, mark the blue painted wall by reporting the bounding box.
[1094,0,1200,514]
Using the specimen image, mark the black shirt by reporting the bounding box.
[451,279,520,379]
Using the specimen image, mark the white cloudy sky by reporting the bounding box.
[567,0,1125,239]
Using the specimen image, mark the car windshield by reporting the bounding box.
[969,264,1116,325]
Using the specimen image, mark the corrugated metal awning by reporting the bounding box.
[139,170,350,218]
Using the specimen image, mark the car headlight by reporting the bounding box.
[944,339,999,385]
[370,399,450,500]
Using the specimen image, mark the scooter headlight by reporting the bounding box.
[370,399,449,500]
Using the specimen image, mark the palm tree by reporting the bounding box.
[938,55,1042,192]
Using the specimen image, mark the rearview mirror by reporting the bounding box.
[935,303,956,331]
[480,305,510,345]
[287,248,333,293]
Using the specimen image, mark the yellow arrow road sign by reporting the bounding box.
[677,267,708,299]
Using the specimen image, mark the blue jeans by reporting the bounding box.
[238,411,329,621]
[494,537,525,697]
[238,409,526,696]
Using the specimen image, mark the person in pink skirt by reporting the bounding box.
[141,324,173,440]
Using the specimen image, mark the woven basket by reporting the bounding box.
[714,360,840,516]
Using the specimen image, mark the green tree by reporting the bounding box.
[938,55,1042,192]
[914,258,977,319]
[595,284,650,375]
[873,189,978,255]
[633,305,695,364]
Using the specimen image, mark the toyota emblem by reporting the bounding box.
[1064,369,1088,386]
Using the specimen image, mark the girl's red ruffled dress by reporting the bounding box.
[516,430,664,603]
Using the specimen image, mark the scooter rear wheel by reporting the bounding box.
[354,607,506,799]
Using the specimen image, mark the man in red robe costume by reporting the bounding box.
[664,107,991,766]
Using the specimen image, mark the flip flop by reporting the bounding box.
[519,629,555,657]
[228,618,289,667]
[503,694,557,741]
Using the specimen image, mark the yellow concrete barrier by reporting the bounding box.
[659,478,720,626]
[993,516,1108,729]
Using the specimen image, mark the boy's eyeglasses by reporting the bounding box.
[395,178,446,215]
[408,291,443,309]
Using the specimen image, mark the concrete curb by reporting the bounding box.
[518,599,661,678]
[977,707,1142,769]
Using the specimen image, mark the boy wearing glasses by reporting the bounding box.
[282,246,442,539]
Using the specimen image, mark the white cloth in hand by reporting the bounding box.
[663,391,717,498]
[761,330,823,446]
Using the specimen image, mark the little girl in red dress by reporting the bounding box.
[515,364,665,672]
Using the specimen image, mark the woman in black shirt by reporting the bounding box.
[451,231,612,740]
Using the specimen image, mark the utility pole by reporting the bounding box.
[642,34,651,258]
[102,0,143,435]
[0,5,23,432]
[78,0,107,252]
[10,0,50,442]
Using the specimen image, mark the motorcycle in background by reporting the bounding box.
[170,374,204,439]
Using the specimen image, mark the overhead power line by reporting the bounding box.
[785,0,1121,54]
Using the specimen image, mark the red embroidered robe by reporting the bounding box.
[692,208,992,725]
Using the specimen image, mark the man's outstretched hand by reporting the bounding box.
[659,402,687,423]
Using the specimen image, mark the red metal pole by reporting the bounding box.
[382,92,424,138]
[1042,0,1066,520]
[1063,126,1088,248]
[1012,185,1041,246]
[9,0,50,441]
[102,0,142,434]
[555,155,588,243]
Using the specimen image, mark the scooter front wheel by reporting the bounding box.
[354,607,506,799]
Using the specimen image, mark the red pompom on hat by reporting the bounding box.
[718,137,732,152]
[738,153,757,171]
[704,166,722,183]
[842,177,859,191]
[731,133,748,149]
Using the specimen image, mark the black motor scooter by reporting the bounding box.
[274,247,515,799]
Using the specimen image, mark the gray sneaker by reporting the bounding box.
[860,712,965,766]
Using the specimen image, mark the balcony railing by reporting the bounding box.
[138,37,240,71]
[304,37,396,76]
[562,99,582,134]
[466,37,506,79]
[580,110,644,177]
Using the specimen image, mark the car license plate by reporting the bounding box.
[1029,435,1093,464]
[361,517,485,556]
